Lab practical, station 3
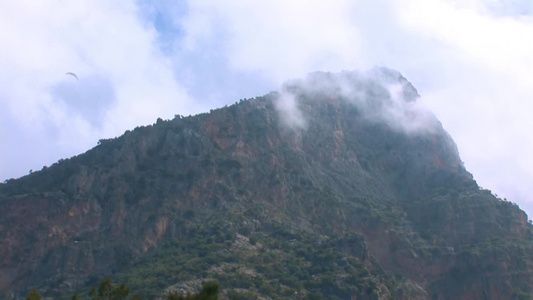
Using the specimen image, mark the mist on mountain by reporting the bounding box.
[0,69,531,299]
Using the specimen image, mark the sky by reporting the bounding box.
[1,0,532,218]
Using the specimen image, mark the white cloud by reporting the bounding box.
[181,0,363,83]
[0,0,200,179]
[276,69,438,135]
[274,90,307,130]
[1,0,532,219]
[395,0,533,217]
[172,0,533,218]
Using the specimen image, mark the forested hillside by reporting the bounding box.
[1,69,532,299]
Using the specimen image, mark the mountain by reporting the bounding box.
[1,68,532,299]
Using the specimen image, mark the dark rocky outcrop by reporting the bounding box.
[1,69,532,299]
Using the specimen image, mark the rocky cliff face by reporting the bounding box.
[1,68,532,299]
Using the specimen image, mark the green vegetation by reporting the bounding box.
[26,279,220,300]
[4,78,533,299]
[26,288,42,300]
[89,278,132,300]
[106,223,395,299]
[168,281,219,300]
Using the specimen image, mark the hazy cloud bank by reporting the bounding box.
[1,0,532,217]
[275,68,439,135]
[0,1,202,180]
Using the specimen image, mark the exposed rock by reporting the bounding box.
[0,68,531,299]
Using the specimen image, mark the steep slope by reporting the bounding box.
[1,68,532,299]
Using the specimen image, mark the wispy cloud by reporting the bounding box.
[275,69,438,135]
[0,1,201,179]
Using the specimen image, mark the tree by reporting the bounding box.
[197,281,219,300]
[72,293,82,300]
[26,288,42,300]
[167,281,220,300]
[90,278,130,300]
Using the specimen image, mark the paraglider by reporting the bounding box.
[65,72,78,80]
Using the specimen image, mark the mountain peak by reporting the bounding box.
[1,69,532,299]
[275,68,438,136]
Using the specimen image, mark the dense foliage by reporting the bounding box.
[2,70,532,299]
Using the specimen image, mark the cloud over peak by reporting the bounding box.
[1,0,532,217]
[276,68,438,134]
